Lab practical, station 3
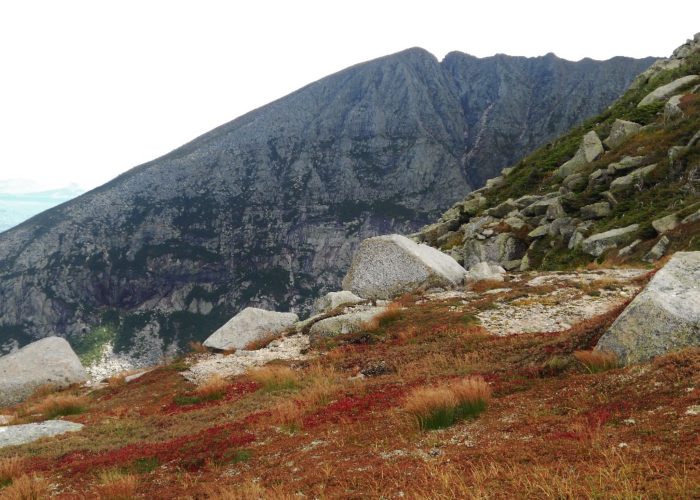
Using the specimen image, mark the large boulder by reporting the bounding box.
[604,119,642,150]
[580,224,639,257]
[342,234,467,300]
[0,420,84,449]
[203,307,298,351]
[556,131,604,178]
[610,164,657,192]
[312,291,365,315]
[638,75,700,107]
[0,337,88,408]
[596,252,700,364]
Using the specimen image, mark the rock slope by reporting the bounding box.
[0,48,653,361]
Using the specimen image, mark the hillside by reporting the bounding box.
[0,49,653,364]
[416,34,700,272]
[0,35,699,499]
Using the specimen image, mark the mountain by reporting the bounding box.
[0,48,654,360]
[417,34,700,273]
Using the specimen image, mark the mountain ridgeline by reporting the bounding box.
[0,48,654,361]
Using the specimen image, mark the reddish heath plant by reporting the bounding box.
[574,350,619,373]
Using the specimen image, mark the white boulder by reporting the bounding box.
[638,75,700,107]
[603,119,642,150]
[309,306,387,343]
[556,131,604,178]
[0,337,88,408]
[203,307,298,351]
[596,252,700,364]
[466,262,506,282]
[0,420,84,449]
[342,234,467,300]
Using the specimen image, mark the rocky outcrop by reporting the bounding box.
[0,420,84,449]
[342,234,467,300]
[309,306,387,344]
[596,252,700,364]
[581,225,639,257]
[556,131,604,179]
[604,119,642,149]
[312,291,365,315]
[202,308,298,351]
[638,75,700,107]
[0,48,653,360]
[0,337,87,407]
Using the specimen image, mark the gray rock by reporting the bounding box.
[604,119,642,149]
[638,75,700,107]
[548,217,575,239]
[652,213,680,234]
[607,156,647,174]
[643,236,670,263]
[664,94,685,122]
[485,199,518,218]
[501,259,522,271]
[682,208,700,225]
[618,239,642,257]
[342,234,467,300]
[545,199,566,220]
[503,216,526,231]
[309,306,387,342]
[485,176,506,190]
[596,251,700,364]
[587,168,610,189]
[568,231,585,250]
[203,307,298,351]
[601,191,619,207]
[610,164,657,192]
[418,219,460,245]
[312,291,365,315]
[0,337,87,407]
[580,202,612,220]
[556,131,604,178]
[513,194,544,209]
[688,129,700,148]
[0,420,84,449]
[563,173,587,192]
[522,197,562,217]
[466,262,506,282]
[581,224,639,257]
[528,225,550,238]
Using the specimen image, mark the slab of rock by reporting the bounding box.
[312,291,365,315]
[581,224,639,257]
[664,94,685,121]
[466,262,506,282]
[0,337,88,408]
[610,164,657,192]
[638,75,700,107]
[203,307,298,351]
[618,239,642,257]
[528,225,549,238]
[556,131,604,178]
[342,234,467,300]
[309,306,387,342]
[596,252,700,364]
[581,202,612,220]
[484,198,518,218]
[604,119,642,149]
[652,213,680,234]
[0,420,83,449]
[607,156,646,174]
[643,236,670,263]
[682,208,700,225]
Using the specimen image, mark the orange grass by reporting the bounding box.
[0,456,25,485]
[574,350,619,373]
[0,474,50,499]
[244,332,284,351]
[28,393,89,420]
[248,366,300,392]
[96,470,139,499]
[194,374,229,399]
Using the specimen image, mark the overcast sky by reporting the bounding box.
[1,1,698,192]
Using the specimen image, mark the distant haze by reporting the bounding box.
[0,1,698,193]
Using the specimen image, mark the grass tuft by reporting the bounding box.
[97,469,138,499]
[574,350,619,373]
[29,394,89,420]
[248,366,300,392]
[0,457,25,489]
[0,474,50,499]
[404,377,491,430]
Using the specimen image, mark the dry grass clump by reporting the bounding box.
[194,374,228,399]
[96,469,138,499]
[203,481,296,500]
[0,474,50,499]
[0,457,25,487]
[362,302,403,332]
[404,377,491,430]
[29,393,89,420]
[244,332,284,351]
[574,350,619,373]
[248,365,300,392]
[469,279,509,293]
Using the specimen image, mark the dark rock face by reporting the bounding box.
[0,48,654,359]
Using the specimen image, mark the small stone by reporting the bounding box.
[618,239,642,257]
[604,119,642,150]
[643,236,670,263]
[581,224,639,257]
[528,225,550,238]
[580,202,612,220]
[652,214,680,234]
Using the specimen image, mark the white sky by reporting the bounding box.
[0,1,698,192]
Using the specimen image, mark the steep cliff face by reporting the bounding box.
[0,48,653,359]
